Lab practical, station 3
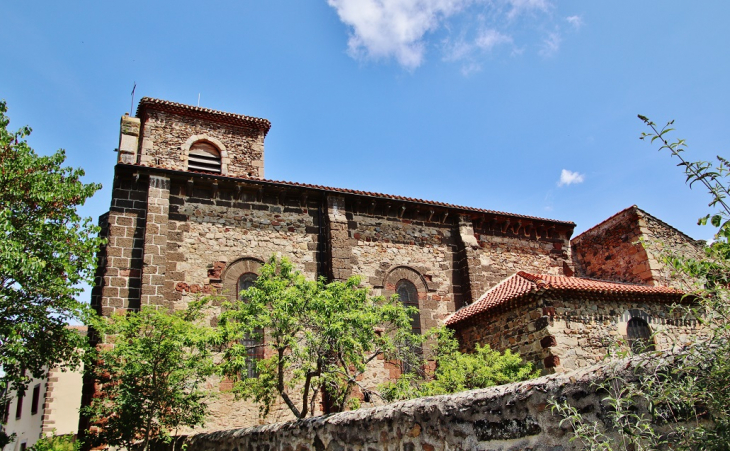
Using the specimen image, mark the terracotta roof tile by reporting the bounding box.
[126,163,575,225]
[445,272,683,326]
[136,97,272,134]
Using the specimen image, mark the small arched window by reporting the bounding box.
[237,272,258,295]
[188,141,222,173]
[396,279,421,335]
[237,272,262,378]
[396,279,422,374]
[627,317,655,353]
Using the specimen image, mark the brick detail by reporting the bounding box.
[141,175,170,306]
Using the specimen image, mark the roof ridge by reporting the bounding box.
[136,97,272,132]
[571,205,638,242]
[475,273,535,302]
[634,207,700,243]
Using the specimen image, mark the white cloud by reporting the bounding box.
[442,27,512,74]
[539,31,561,57]
[475,28,512,51]
[327,0,574,70]
[506,0,551,20]
[558,169,585,187]
[327,0,472,69]
[566,15,583,29]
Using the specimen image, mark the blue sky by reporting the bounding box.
[2,1,729,255]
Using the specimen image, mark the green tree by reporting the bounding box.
[552,117,730,450]
[218,256,421,419]
[0,100,102,445]
[379,327,538,401]
[29,432,79,451]
[82,300,217,451]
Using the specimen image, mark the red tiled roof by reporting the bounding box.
[136,97,272,135]
[445,272,683,326]
[125,163,576,225]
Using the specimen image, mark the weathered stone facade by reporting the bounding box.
[571,205,704,288]
[90,98,578,432]
[452,289,700,373]
[90,98,705,435]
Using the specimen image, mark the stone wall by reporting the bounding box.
[138,108,266,178]
[452,292,702,374]
[571,206,705,288]
[178,356,660,451]
[640,209,705,287]
[451,299,552,371]
[472,220,572,300]
[546,294,701,372]
[571,206,649,285]
[89,175,148,315]
[92,164,577,432]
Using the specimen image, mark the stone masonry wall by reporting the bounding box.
[179,356,662,451]
[451,299,554,371]
[571,206,705,289]
[571,206,651,285]
[93,165,577,433]
[546,294,701,372]
[639,209,705,288]
[138,109,265,178]
[472,218,573,298]
[348,205,459,332]
[90,174,148,315]
[453,293,702,375]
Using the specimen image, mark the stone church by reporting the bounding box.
[89,98,704,430]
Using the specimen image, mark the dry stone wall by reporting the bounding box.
[179,356,663,451]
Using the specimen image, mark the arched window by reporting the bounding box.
[188,141,222,173]
[396,279,422,374]
[627,317,655,353]
[396,279,421,335]
[237,272,257,295]
[238,272,263,378]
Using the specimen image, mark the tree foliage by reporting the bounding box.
[82,300,217,451]
[0,100,102,394]
[379,327,538,401]
[218,256,421,419]
[29,432,79,451]
[552,117,730,450]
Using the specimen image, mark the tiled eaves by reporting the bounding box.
[121,163,576,226]
[136,97,272,135]
[445,271,686,326]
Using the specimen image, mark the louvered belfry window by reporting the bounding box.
[188,141,222,173]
